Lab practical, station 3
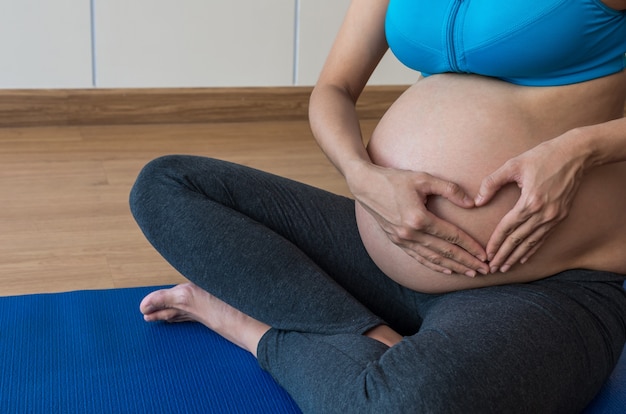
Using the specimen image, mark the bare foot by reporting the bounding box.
[140,283,270,357]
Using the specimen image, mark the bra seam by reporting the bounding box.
[387,19,446,60]
[463,0,568,53]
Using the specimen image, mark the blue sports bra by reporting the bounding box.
[385,0,626,86]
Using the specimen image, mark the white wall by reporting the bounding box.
[94,0,295,88]
[0,0,417,89]
[296,0,416,86]
[0,0,92,88]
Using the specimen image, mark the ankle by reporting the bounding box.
[241,323,271,358]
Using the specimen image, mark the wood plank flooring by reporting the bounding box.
[0,86,405,128]
[0,120,376,297]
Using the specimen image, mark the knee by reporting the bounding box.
[360,370,485,414]
[129,155,190,222]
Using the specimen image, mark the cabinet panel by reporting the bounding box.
[95,0,295,88]
[0,0,92,89]
[297,0,417,86]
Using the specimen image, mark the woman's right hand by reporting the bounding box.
[350,163,489,277]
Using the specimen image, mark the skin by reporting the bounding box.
[604,0,626,9]
[141,0,626,355]
[140,283,403,356]
[310,0,626,292]
[356,72,626,293]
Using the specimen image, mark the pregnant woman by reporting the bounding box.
[130,0,626,412]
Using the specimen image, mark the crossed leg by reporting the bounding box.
[140,283,402,357]
[131,155,409,356]
[130,156,626,413]
[140,283,270,356]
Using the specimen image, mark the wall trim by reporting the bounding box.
[0,85,408,128]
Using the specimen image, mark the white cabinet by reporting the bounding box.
[93,0,295,88]
[296,0,417,86]
[0,0,414,89]
[0,0,92,88]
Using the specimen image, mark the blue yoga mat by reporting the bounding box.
[1,286,623,413]
[583,342,626,413]
[0,286,301,414]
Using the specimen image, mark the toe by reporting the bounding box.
[143,308,185,323]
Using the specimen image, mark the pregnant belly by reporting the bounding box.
[356,74,626,293]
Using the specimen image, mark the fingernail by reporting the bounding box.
[465,270,476,278]
[477,267,489,275]
[520,257,528,264]
[500,265,511,273]
[490,266,499,274]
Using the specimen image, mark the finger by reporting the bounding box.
[520,243,542,264]
[419,174,475,208]
[402,239,484,277]
[380,206,488,263]
[475,163,518,207]
[424,213,488,262]
[384,216,489,276]
[420,215,490,272]
[487,225,528,272]
[484,204,532,263]
[498,226,553,272]
[495,237,535,273]
[400,246,456,275]
[489,218,547,272]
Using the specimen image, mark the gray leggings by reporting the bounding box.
[129,155,626,414]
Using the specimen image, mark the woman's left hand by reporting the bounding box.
[474,135,587,273]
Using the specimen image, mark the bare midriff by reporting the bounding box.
[356,72,626,293]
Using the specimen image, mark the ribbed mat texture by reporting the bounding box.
[0,286,301,414]
[0,286,623,413]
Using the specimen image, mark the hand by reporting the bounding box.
[352,164,488,277]
[475,137,586,273]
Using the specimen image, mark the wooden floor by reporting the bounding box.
[0,120,377,297]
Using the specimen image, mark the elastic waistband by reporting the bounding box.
[546,268,626,284]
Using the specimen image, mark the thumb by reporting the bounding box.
[475,166,516,207]
[425,175,475,208]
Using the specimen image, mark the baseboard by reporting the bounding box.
[0,85,408,128]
